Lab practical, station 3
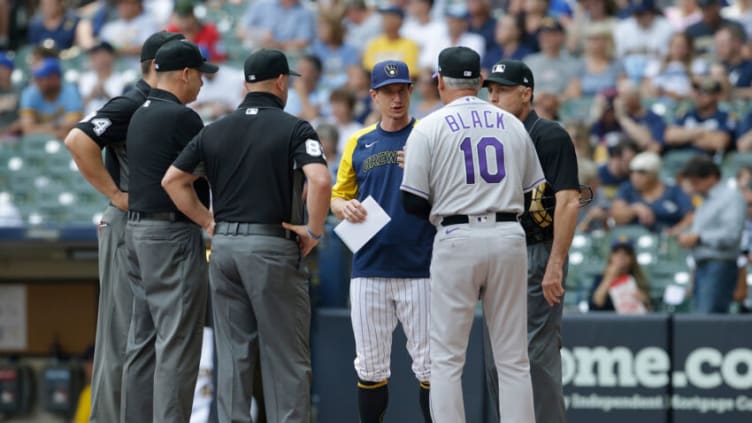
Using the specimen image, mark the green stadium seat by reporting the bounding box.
[722,152,752,179]
[661,150,703,183]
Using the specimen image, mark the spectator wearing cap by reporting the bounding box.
[711,24,752,99]
[677,155,746,313]
[79,41,126,116]
[161,47,329,423]
[525,17,581,98]
[166,0,227,63]
[0,52,19,136]
[419,3,485,71]
[665,77,737,156]
[19,58,82,139]
[597,138,639,202]
[614,0,674,83]
[363,5,419,74]
[588,238,651,312]
[28,0,80,51]
[401,0,447,51]
[685,0,746,58]
[564,22,625,98]
[99,0,158,58]
[344,0,383,51]
[309,11,361,93]
[237,0,316,52]
[467,0,496,55]
[481,14,531,73]
[120,38,217,423]
[611,151,695,233]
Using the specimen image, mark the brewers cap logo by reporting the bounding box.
[384,64,399,78]
[492,64,506,73]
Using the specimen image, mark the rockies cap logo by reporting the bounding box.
[384,64,398,78]
[492,64,506,73]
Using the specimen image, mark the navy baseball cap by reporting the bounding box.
[631,0,662,14]
[435,46,480,79]
[378,5,405,18]
[371,60,412,89]
[244,49,301,83]
[32,58,61,78]
[483,59,534,89]
[611,236,635,252]
[155,39,218,73]
[0,52,13,70]
[140,31,185,62]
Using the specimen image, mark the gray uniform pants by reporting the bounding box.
[121,219,208,423]
[90,205,132,423]
[209,233,311,423]
[483,240,567,423]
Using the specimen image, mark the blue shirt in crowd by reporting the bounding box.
[20,82,82,124]
[669,108,737,154]
[615,182,694,232]
[242,0,316,44]
[308,40,361,91]
[28,12,80,50]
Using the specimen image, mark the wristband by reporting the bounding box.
[305,226,322,241]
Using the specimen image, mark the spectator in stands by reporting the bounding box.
[316,122,340,182]
[19,58,82,139]
[533,92,560,120]
[589,88,623,150]
[611,151,695,233]
[564,23,625,99]
[0,52,19,137]
[525,17,581,98]
[588,238,651,311]
[99,0,157,58]
[567,0,618,55]
[467,0,496,56]
[420,3,485,70]
[737,107,752,152]
[411,67,441,118]
[722,0,752,38]
[517,0,550,53]
[362,6,419,74]
[345,65,374,124]
[711,24,752,100]
[577,159,610,231]
[287,54,328,122]
[614,0,674,83]
[677,155,746,313]
[310,11,361,93]
[665,0,702,31]
[613,79,666,153]
[643,32,703,102]
[192,64,245,122]
[481,14,531,72]
[664,77,737,156]
[598,137,639,200]
[237,0,316,52]
[401,0,446,52]
[166,0,227,63]
[344,0,382,52]
[685,0,746,59]
[79,41,126,116]
[28,0,80,51]
[327,88,362,154]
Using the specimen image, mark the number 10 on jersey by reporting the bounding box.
[459,136,506,184]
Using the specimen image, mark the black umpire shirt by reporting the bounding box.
[127,88,210,213]
[520,110,580,242]
[172,91,327,224]
[74,79,151,192]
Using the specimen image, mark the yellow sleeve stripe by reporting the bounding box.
[331,123,378,201]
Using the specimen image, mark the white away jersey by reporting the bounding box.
[400,96,545,226]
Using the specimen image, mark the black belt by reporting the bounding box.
[442,212,518,226]
[214,222,297,240]
[128,210,191,223]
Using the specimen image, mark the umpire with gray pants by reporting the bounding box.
[482,60,581,423]
[64,31,184,422]
[122,39,218,423]
[163,49,331,423]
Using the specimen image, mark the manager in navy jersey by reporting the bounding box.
[330,60,435,423]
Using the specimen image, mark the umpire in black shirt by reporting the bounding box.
[63,31,184,423]
[163,49,331,423]
[483,60,581,423]
[122,39,218,423]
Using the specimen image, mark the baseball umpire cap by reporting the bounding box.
[371,60,412,89]
[140,31,185,62]
[155,39,218,73]
[243,49,301,83]
[483,59,534,89]
[434,46,480,79]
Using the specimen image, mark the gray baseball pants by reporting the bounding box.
[121,218,208,423]
[483,240,567,423]
[90,205,132,422]
[209,229,311,423]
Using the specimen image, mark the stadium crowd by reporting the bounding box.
[0,0,751,315]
